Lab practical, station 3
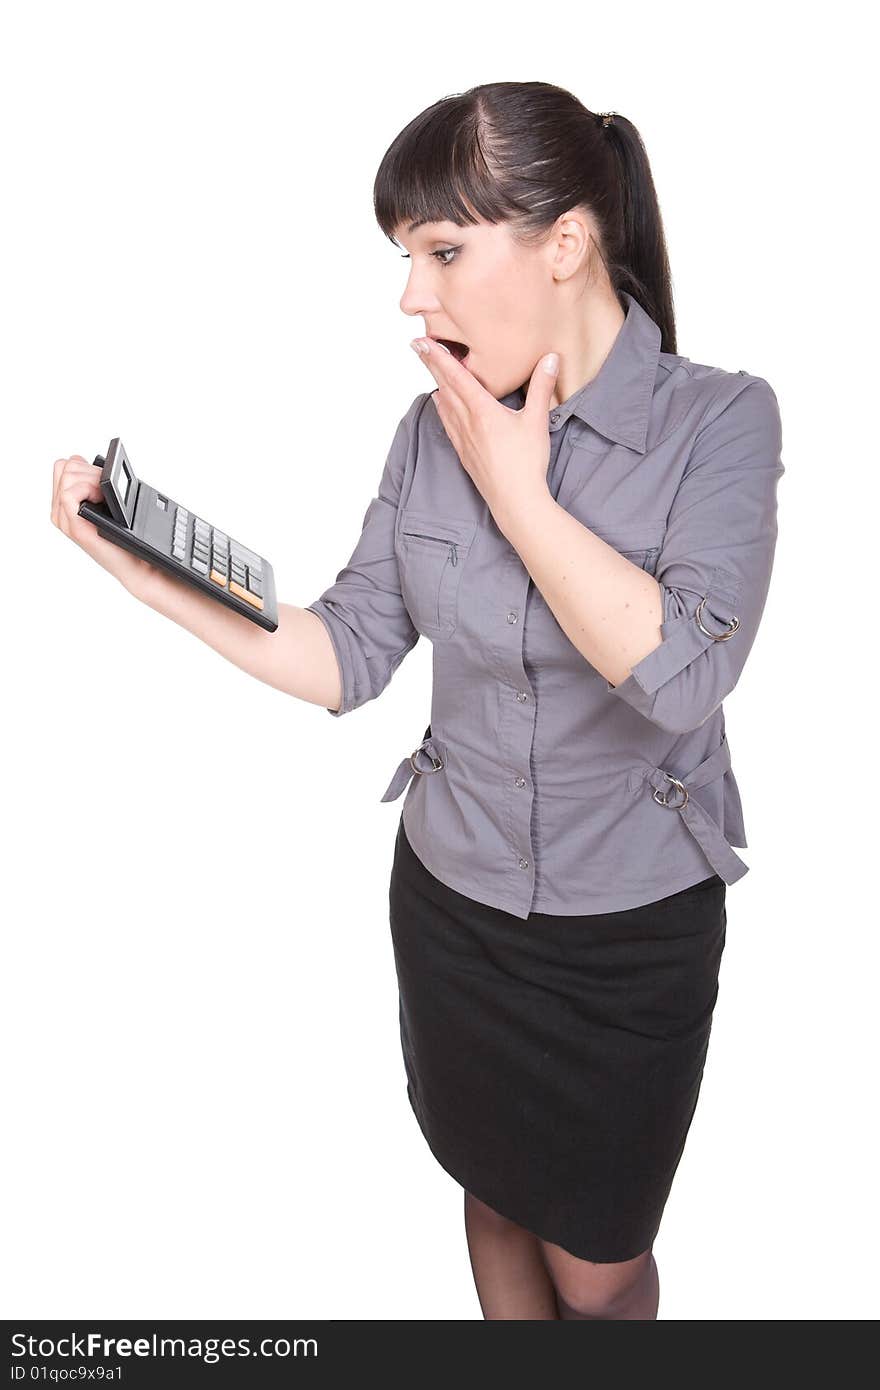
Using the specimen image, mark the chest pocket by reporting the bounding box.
[586,521,665,575]
[398,507,477,638]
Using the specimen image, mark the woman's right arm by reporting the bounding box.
[50,454,342,711]
[138,570,342,709]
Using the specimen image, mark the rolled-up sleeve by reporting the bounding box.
[305,398,423,716]
[607,375,784,735]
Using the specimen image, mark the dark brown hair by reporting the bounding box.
[373,81,676,354]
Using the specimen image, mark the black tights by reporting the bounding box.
[463,1190,660,1320]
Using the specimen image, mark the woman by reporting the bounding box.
[51,81,783,1320]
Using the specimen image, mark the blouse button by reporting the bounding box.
[550,411,560,425]
[507,611,518,624]
[518,857,530,870]
[514,776,526,788]
[515,691,528,702]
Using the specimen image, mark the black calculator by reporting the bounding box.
[78,438,278,631]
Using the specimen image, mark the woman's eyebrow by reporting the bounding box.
[394,224,463,250]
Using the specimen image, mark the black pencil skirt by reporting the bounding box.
[388,816,727,1264]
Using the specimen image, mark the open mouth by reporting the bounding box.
[431,337,470,364]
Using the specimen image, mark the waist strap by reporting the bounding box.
[381,727,748,886]
[628,734,748,885]
[380,725,445,803]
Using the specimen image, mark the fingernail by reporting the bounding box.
[410,338,430,355]
[543,353,559,375]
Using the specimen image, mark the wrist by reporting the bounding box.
[493,485,555,544]
[123,560,165,608]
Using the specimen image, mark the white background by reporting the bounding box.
[4,0,876,1321]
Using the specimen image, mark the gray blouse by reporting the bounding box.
[307,291,784,918]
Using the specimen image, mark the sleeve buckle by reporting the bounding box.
[696,597,740,641]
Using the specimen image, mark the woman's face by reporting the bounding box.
[393,215,575,400]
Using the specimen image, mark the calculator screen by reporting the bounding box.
[118,459,132,504]
[104,438,139,529]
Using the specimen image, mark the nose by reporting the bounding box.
[399,266,441,321]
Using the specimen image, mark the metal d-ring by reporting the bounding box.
[696,597,740,640]
[409,742,444,776]
[653,773,689,810]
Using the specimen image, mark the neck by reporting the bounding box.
[548,290,627,411]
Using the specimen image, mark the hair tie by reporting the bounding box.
[597,111,616,127]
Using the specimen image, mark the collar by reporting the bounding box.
[502,290,663,454]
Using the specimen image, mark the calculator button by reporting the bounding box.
[191,556,209,575]
[229,579,264,610]
[210,569,227,586]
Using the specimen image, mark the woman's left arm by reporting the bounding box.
[504,377,785,735]
[497,491,666,691]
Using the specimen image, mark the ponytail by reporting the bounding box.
[596,112,676,353]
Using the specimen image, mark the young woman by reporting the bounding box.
[51,81,784,1320]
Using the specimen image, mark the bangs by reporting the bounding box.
[373,96,518,246]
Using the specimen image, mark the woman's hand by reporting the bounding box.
[50,455,157,597]
[410,337,559,533]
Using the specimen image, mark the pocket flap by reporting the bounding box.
[400,508,477,548]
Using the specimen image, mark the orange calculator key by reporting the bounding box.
[229,579,264,610]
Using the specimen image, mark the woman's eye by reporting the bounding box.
[398,247,461,268]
